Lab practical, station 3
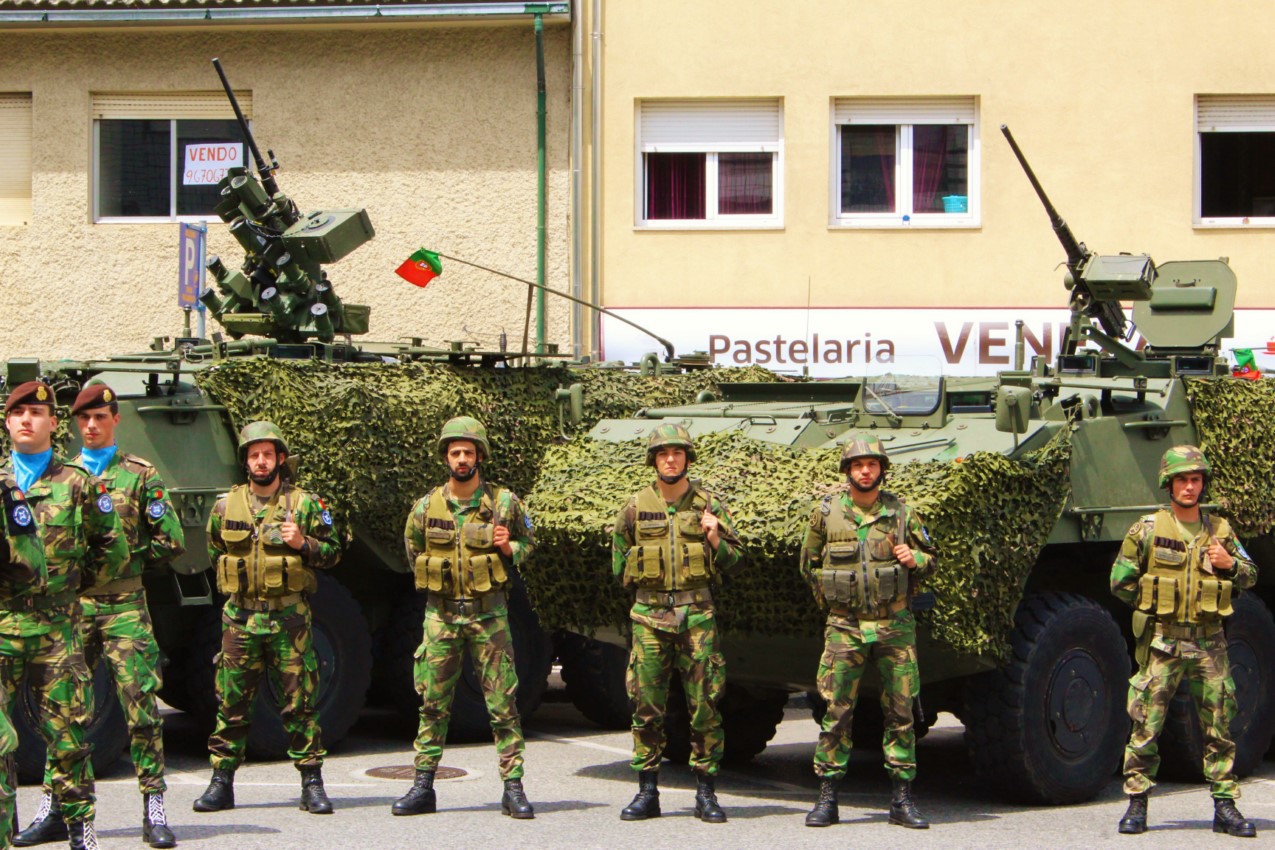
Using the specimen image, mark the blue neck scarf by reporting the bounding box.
[79,445,118,478]
[12,448,53,493]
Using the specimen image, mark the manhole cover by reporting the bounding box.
[365,765,467,781]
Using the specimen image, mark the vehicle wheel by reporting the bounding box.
[383,581,553,742]
[559,634,631,729]
[663,681,789,766]
[963,592,1130,804]
[1157,592,1275,780]
[14,658,129,783]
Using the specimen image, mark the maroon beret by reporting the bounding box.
[4,381,56,415]
[71,383,118,415]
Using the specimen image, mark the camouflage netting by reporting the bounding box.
[192,360,778,564]
[525,427,1072,661]
[1185,377,1275,537]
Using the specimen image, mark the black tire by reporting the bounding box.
[14,658,129,783]
[559,634,631,729]
[963,592,1130,805]
[383,582,553,742]
[1158,592,1275,780]
[663,681,789,766]
[184,573,374,758]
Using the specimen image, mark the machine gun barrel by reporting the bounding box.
[212,57,280,198]
[1000,125,1087,270]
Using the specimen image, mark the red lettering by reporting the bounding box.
[980,322,1010,365]
[935,322,974,363]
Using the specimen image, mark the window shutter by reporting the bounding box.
[834,96,975,125]
[0,93,33,225]
[91,91,252,120]
[639,99,781,152]
[1197,95,1275,132]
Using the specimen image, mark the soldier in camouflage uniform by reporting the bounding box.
[1111,445,1257,838]
[192,421,340,816]
[800,435,936,830]
[0,463,49,850]
[612,423,744,824]
[393,416,536,819]
[21,384,184,848]
[3,381,129,850]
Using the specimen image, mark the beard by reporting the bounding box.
[658,469,687,485]
[248,466,280,486]
[449,463,479,483]
[849,472,884,493]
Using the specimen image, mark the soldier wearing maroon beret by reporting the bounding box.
[3,381,56,415]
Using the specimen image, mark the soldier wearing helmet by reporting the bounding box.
[800,434,936,830]
[612,422,744,824]
[394,415,537,820]
[194,421,340,817]
[1111,445,1257,838]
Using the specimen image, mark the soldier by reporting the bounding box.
[800,436,936,830]
[2,381,129,850]
[612,423,744,824]
[20,384,185,848]
[1111,445,1257,838]
[393,416,536,819]
[0,457,49,849]
[192,421,340,816]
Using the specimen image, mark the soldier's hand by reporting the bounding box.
[701,507,721,548]
[493,523,513,557]
[1208,537,1236,571]
[280,521,305,550]
[895,543,917,568]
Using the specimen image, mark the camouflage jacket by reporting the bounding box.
[76,449,185,584]
[1111,509,1257,608]
[207,481,341,574]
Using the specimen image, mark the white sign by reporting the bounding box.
[182,142,244,186]
[601,307,1275,377]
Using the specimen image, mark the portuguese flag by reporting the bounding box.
[396,248,443,288]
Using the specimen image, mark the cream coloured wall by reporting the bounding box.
[597,0,1275,316]
[0,21,572,361]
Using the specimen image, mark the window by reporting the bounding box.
[0,93,32,226]
[832,97,978,227]
[1196,95,1275,225]
[92,92,252,222]
[637,99,782,227]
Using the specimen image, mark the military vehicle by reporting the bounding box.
[534,126,1275,805]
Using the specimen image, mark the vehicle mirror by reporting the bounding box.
[995,385,1032,434]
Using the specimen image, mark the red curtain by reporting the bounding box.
[912,125,950,212]
[646,153,706,219]
[719,153,773,214]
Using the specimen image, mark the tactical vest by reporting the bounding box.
[216,485,316,598]
[816,494,909,615]
[413,486,509,597]
[1135,510,1234,624]
[622,486,715,591]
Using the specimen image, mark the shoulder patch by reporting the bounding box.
[321,509,333,526]
[147,500,166,519]
[820,494,833,516]
[96,492,115,514]
[11,503,33,528]
[524,512,533,530]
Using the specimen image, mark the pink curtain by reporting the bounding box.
[912,125,949,212]
[719,153,773,214]
[646,153,706,219]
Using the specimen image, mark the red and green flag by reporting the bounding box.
[395,248,443,287]
[1232,348,1262,380]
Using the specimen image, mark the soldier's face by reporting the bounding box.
[446,440,480,482]
[848,457,882,491]
[245,442,281,484]
[1170,472,1205,507]
[75,408,119,450]
[5,404,56,453]
[655,446,687,478]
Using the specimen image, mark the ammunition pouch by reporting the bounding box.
[1135,574,1179,618]
[1131,610,1152,669]
[414,554,448,593]
[217,552,314,598]
[1192,577,1233,619]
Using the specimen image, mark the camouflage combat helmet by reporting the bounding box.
[839,434,891,473]
[237,421,288,463]
[1158,444,1212,488]
[438,416,491,461]
[646,422,696,466]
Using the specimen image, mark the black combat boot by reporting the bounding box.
[1213,797,1257,838]
[13,792,66,845]
[693,773,727,824]
[142,793,177,848]
[889,778,930,829]
[1118,793,1148,834]
[67,819,99,850]
[391,769,437,816]
[805,777,840,827]
[501,779,535,819]
[192,768,235,813]
[299,766,334,814]
[620,771,660,821]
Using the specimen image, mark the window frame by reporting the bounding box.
[1194,94,1275,228]
[829,96,980,230]
[635,98,784,230]
[0,93,33,227]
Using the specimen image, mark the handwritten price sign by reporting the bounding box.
[182,142,245,186]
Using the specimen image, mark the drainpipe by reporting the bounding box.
[569,0,584,358]
[589,0,602,360]
[533,10,547,354]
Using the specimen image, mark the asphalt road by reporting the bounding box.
[38,689,1275,850]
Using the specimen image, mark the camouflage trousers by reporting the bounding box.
[626,619,726,776]
[208,602,324,770]
[42,594,165,795]
[1123,633,1239,798]
[0,679,17,849]
[0,613,95,823]
[813,611,920,781]
[412,608,524,780]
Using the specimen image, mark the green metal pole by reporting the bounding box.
[534,12,547,354]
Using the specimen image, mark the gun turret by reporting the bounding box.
[1001,125,1154,356]
[200,59,375,343]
